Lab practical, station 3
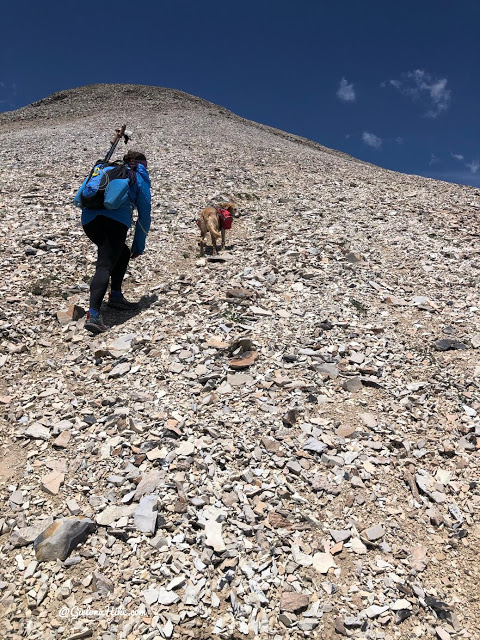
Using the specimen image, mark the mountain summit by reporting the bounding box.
[0,84,478,639]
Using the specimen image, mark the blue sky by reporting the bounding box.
[1,0,479,186]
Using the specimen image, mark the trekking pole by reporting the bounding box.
[103,124,128,163]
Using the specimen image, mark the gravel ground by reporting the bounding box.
[0,84,479,640]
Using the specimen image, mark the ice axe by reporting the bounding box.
[103,124,132,163]
[83,124,133,186]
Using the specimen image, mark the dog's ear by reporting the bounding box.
[226,202,236,213]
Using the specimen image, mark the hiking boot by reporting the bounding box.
[85,312,109,334]
[106,294,140,311]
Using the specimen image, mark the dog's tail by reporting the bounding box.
[206,218,221,240]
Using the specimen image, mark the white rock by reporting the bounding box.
[143,588,159,605]
[175,441,195,456]
[204,519,226,552]
[166,575,186,591]
[391,598,412,610]
[161,619,174,638]
[312,552,337,574]
[157,587,180,605]
[349,538,368,555]
[25,423,50,440]
[364,604,389,618]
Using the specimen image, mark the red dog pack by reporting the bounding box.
[217,208,233,229]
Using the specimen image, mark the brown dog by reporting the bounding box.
[197,202,236,256]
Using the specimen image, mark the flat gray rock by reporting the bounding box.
[434,338,467,351]
[24,423,51,440]
[302,437,327,453]
[364,524,385,541]
[107,334,136,355]
[157,587,180,605]
[227,373,255,386]
[314,362,339,378]
[96,504,136,526]
[108,362,131,378]
[10,516,55,547]
[342,376,363,392]
[329,529,351,543]
[134,495,159,534]
[134,470,164,501]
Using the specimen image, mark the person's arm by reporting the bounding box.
[131,167,151,257]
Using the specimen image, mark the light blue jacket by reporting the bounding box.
[79,164,151,255]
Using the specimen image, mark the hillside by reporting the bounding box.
[0,84,479,640]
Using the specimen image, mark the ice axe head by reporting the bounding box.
[111,124,127,145]
[103,124,130,164]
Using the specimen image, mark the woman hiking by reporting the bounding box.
[80,150,151,334]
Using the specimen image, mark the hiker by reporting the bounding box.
[81,150,151,333]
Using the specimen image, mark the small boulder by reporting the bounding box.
[434,338,468,351]
[34,516,96,562]
[343,377,363,393]
[280,591,310,613]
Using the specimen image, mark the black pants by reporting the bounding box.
[83,215,130,311]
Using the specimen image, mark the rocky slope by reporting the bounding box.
[0,83,479,640]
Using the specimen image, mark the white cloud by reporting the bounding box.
[450,153,479,174]
[429,153,440,166]
[362,131,382,149]
[386,69,451,118]
[337,78,355,102]
[466,160,480,174]
[395,136,403,144]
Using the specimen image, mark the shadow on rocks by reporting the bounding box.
[201,244,235,256]
[103,294,158,328]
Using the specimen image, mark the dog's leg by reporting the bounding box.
[221,227,225,250]
[205,216,220,255]
[200,233,205,256]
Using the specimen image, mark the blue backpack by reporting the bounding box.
[74,161,131,210]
